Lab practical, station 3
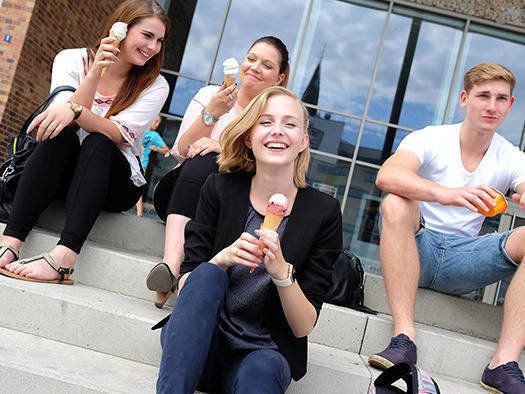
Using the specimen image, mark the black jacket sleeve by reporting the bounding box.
[297,197,343,318]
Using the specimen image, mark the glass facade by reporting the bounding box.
[144,0,525,303]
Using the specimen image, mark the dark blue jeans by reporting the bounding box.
[156,263,292,394]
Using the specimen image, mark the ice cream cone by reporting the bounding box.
[251,194,288,273]
[223,57,239,87]
[101,22,127,77]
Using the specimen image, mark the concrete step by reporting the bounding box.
[35,201,165,258]
[363,273,503,342]
[9,219,506,340]
[1,270,522,384]
[0,326,157,394]
[0,326,482,394]
[12,226,169,305]
[0,275,167,367]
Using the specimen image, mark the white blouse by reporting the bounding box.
[49,48,169,186]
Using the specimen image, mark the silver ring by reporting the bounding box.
[228,93,234,100]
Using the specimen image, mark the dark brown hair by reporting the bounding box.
[249,36,290,87]
[97,0,170,117]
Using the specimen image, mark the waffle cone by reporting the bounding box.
[101,34,122,77]
[224,74,236,87]
[262,213,284,231]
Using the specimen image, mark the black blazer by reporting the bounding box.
[179,172,342,380]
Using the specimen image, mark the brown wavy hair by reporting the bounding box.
[218,86,310,188]
[95,0,170,117]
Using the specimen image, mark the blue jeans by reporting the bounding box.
[156,263,291,394]
[416,227,518,295]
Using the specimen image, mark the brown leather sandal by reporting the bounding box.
[0,253,74,285]
[0,243,19,268]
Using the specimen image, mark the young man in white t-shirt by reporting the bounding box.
[368,62,525,393]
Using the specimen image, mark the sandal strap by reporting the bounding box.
[0,243,19,260]
[19,253,74,282]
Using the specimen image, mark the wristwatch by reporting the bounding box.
[67,100,83,120]
[201,107,218,126]
[271,263,296,288]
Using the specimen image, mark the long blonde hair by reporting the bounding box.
[96,0,170,117]
[218,86,310,188]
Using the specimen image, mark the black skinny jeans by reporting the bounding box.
[4,128,144,253]
[166,153,219,219]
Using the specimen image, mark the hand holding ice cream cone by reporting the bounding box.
[101,22,128,76]
[251,194,288,272]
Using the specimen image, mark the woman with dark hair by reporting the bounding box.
[155,86,342,393]
[147,36,291,308]
[0,0,170,284]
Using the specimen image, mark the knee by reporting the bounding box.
[182,263,228,299]
[81,133,114,154]
[505,227,525,264]
[380,193,418,229]
[236,350,288,384]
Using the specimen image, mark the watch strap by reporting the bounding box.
[271,263,295,287]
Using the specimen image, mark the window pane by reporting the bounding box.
[210,0,308,83]
[356,122,410,165]
[447,27,525,146]
[164,0,228,79]
[306,152,351,204]
[163,75,206,117]
[292,0,388,116]
[308,109,360,158]
[342,165,383,275]
[368,8,463,130]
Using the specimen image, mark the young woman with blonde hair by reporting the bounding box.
[155,86,342,393]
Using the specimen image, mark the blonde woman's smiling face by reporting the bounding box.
[246,94,308,167]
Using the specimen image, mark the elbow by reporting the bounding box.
[292,325,314,338]
[375,170,388,191]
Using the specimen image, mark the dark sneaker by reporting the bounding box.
[368,334,417,370]
[481,361,525,394]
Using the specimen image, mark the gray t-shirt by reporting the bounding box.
[218,205,289,354]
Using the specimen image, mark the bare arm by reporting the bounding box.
[377,149,496,213]
[257,229,317,337]
[176,84,238,158]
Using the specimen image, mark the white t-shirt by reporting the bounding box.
[49,48,169,186]
[398,123,525,237]
[172,85,242,161]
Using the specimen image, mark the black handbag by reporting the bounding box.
[0,85,76,222]
[368,363,440,394]
[325,249,377,314]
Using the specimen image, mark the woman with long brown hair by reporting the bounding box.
[0,0,169,284]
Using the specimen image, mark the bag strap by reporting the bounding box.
[19,85,76,137]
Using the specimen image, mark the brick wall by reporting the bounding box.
[0,0,123,160]
[0,0,36,155]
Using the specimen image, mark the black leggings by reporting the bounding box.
[4,128,144,253]
[166,153,219,218]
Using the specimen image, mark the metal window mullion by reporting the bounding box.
[340,0,394,212]
[205,0,233,85]
[288,0,315,88]
[442,19,470,124]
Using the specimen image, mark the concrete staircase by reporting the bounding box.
[0,203,522,393]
